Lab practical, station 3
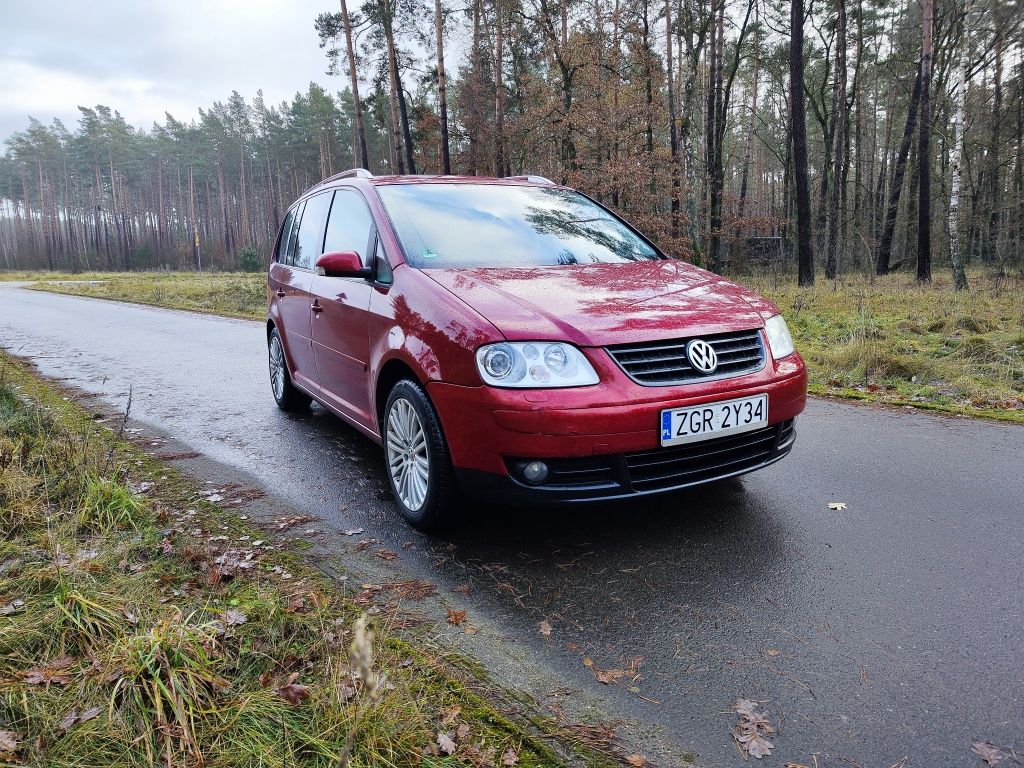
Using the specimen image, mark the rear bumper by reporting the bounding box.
[454,418,797,503]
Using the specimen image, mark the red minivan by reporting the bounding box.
[267,170,807,529]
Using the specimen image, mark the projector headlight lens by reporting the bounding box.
[475,342,598,388]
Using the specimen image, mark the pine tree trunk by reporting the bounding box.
[340,0,370,169]
[494,0,505,175]
[825,0,847,279]
[875,65,922,274]
[916,0,933,282]
[665,0,681,239]
[790,0,815,285]
[434,0,451,174]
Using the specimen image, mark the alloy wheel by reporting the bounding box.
[269,334,286,401]
[386,397,430,511]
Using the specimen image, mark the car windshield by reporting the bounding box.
[375,183,663,268]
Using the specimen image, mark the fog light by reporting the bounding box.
[521,460,549,484]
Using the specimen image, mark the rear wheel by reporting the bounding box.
[383,380,457,529]
[268,328,311,411]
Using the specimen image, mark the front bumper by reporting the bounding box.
[455,418,796,503]
[427,351,807,475]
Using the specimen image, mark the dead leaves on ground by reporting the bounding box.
[353,580,437,607]
[583,655,644,688]
[538,619,552,637]
[274,672,311,705]
[0,598,25,615]
[22,654,76,686]
[269,514,319,532]
[426,711,519,766]
[732,698,775,759]
[0,730,19,753]
[447,608,468,626]
[972,739,1018,766]
[58,706,101,731]
[827,501,848,511]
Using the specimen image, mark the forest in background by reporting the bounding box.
[0,0,1021,288]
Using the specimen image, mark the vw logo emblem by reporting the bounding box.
[686,339,718,374]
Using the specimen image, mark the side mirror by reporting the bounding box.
[315,251,373,278]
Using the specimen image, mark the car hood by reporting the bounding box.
[423,260,770,347]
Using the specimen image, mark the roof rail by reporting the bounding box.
[323,168,374,183]
[506,174,555,185]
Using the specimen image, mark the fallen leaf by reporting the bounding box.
[341,527,364,536]
[626,756,647,767]
[447,608,467,626]
[972,740,1005,767]
[437,731,457,755]
[78,706,101,724]
[271,514,319,531]
[594,667,627,685]
[453,584,471,594]
[441,706,461,725]
[828,502,848,511]
[502,747,520,766]
[0,599,25,615]
[23,655,75,685]
[58,710,79,731]
[456,723,470,741]
[376,549,398,561]
[539,620,552,637]
[275,673,310,705]
[732,698,775,759]
[463,624,479,635]
[766,648,780,657]
[224,609,248,626]
[0,730,18,751]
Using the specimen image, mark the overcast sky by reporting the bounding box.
[0,0,346,141]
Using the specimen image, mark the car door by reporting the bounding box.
[268,201,315,393]
[270,192,333,395]
[310,189,376,429]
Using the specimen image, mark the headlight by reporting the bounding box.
[764,314,795,359]
[475,342,599,388]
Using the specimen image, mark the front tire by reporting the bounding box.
[268,328,311,411]
[383,380,457,530]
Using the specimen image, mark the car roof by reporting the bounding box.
[368,174,557,186]
[298,171,562,203]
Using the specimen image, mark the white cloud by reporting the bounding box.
[0,0,344,139]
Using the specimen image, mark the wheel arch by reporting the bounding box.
[374,357,423,431]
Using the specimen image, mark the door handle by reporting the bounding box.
[311,300,323,314]
[275,289,286,297]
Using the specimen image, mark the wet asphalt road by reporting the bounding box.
[2,283,1022,767]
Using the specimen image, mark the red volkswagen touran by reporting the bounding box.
[267,170,807,529]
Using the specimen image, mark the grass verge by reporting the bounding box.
[12,268,1024,424]
[0,352,619,767]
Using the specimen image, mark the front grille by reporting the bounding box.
[508,419,794,495]
[625,419,793,492]
[606,329,766,386]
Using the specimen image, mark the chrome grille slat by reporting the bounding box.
[606,329,766,386]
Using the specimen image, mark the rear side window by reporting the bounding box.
[276,205,298,265]
[324,189,375,259]
[293,192,333,270]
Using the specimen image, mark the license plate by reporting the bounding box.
[660,394,768,447]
